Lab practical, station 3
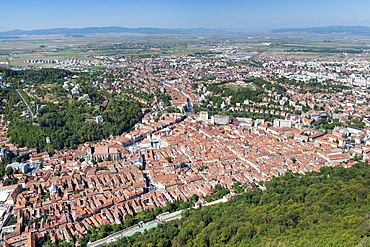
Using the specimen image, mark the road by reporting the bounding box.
[86,197,229,247]
[183,92,194,115]
[86,210,183,247]
[16,89,34,119]
[167,84,194,115]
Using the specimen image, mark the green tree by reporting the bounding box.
[5,166,13,176]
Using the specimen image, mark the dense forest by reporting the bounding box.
[0,68,144,152]
[206,78,286,105]
[107,163,370,247]
[7,97,143,151]
[276,77,351,94]
[0,68,73,84]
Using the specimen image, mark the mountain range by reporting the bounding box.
[271,26,370,35]
[0,26,225,36]
[1,26,370,36]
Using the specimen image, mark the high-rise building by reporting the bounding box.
[199,111,208,121]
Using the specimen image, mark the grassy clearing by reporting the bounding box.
[43,53,80,57]
[0,50,11,55]
[223,83,255,91]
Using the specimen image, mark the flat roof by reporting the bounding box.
[0,192,9,202]
[7,162,28,168]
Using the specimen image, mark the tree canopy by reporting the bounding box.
[107,162,370,247]
[0,68,144,152]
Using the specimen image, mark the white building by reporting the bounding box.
[273,119,292,128]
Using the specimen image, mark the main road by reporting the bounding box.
[86,198,228,247]
[16,89,34,119]
[164,82,194,115]
[86,210,184,247]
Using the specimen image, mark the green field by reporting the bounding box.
[0,50,11,55]
[1,32,370,67]
[43,53,77,57]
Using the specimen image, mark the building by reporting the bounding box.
[93,146,120,161]
[0,184,22,205]
[6,162,30,174]
[233,118,253,128]
[0,147,10,160]
[285,113,301,123]
[4,233,35,247]
[212,115,230,125]
[86,116,104,123]
[273,119,292,128]
[94,116,104,123]
[199,111,209,121]
[347,126,365,136]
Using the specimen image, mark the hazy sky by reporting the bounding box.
[2,0,370,32]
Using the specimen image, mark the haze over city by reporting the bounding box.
[1,0,370,246]
[2,0,370,32]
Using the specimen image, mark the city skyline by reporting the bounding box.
[2,0,370,32]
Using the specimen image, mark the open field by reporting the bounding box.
[0,33,224,67]
[223,82,256,91]
[257,34,370,59]
[1,33,370,67]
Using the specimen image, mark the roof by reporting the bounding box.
[0,192,9,202]
[7,162,28,168]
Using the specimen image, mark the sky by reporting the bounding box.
[2,0,370,32]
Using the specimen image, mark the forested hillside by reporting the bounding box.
[0,68,144,152]
[205,78,286,106]
[108,163,370,247]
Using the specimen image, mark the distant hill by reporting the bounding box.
[4,25,370,37]
[0,26,225,36]
[271,26,370,35]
